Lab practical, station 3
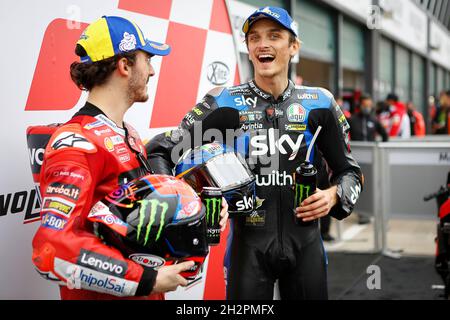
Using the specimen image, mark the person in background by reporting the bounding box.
[336,97,351,119]
[428,95,437,130]
[378,93,411,139]
[432,90,450,135]
[348,94,388,143]
[406,102,426,137]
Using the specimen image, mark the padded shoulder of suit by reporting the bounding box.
[208,83,254,111]
[295,85,335,110]
[206,87,227,97]
[296,85,333,99]
[46,123,97,156]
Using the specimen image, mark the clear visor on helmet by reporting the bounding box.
[183,152,252,192]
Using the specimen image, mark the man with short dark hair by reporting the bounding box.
[381,93,411,138]
[348,94,388,142]
[32,15,227,300]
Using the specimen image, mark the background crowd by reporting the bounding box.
[319,89,450,241]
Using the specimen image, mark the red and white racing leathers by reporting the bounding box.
[378,102,411,138]
[31,102,162,300]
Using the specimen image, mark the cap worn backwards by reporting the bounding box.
[242,6,298,37]
[76,15,171,63]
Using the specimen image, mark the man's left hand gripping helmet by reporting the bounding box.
[88,174,208,279]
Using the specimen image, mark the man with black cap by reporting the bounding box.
[147,6,363,300]
[31,15,227,300]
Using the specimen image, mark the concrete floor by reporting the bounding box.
[324,212,438,256]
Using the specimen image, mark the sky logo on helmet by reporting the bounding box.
[236,195,254,212]
[136,199,169,246]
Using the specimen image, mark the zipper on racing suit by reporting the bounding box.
[269,101,285,255]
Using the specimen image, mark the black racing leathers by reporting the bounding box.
[146,80,363,300]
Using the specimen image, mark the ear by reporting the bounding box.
[290,38,300,58]
[116,57,130,77]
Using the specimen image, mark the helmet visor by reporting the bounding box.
[182,152,254,192]
[205,152,254,191]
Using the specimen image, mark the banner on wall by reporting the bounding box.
[0,0,238,299]
[430,21,450,70]
[378,0,428,55]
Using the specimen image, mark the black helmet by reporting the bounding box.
[175,142,256,215]
[88,174,209,279]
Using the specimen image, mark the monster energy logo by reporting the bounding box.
[295,184,310,208]
[136,199,169,246]
[204,198,222,226]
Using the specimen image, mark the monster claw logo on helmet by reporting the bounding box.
[88,174,209,277]
[136,199,169,246]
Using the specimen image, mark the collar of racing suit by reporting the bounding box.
[72,102,123,126]
[73,102,153,173]
[248,79,295,103]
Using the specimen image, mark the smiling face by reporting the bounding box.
[246,18,299,81]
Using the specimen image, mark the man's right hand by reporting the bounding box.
[151,261,195,293]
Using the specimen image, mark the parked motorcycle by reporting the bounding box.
[424,172,450,299]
